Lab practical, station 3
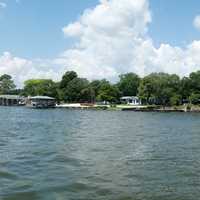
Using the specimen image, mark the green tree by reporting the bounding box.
[80,87,95,103]
[60,71,78,89]
[189,93,200,105]
[179,71,200,103]
[188,71,200,93]
[0,74,16,94]
[63,78,90,102]
[118,73,140,96]
[23,79,58,98]
[170,94,182,106]
[180,77,191,100]
[90,79,110,101]
[97,81,120,103]
[138,73,181,105]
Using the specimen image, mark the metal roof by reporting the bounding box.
[29,96,55,100]
[0,95,24,100]
[120,96,139,100]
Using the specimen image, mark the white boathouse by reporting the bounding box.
[120,96,141,106]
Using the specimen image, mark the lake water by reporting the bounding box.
[0,107,200,200]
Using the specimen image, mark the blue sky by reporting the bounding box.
[149,0,200,47]
[1,0,200,86]
[0,0,98,58]
[0,0,199,58]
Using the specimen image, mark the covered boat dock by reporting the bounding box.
[27,96,56,108]
[0,95,25,106]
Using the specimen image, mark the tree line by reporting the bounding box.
[2,70,200,106]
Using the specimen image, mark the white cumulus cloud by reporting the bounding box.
[0,52,62,87]
[63,22,83,37]
[59,0,200,80]
[60,0,152,80]
[2,0,200,87]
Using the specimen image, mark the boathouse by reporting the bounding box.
[0,95,25,106]
[120,96,141,106]
[27,96,56,108]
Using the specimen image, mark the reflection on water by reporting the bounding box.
[0,107,200,200]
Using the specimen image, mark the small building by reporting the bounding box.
[0,95,25,106]
[120,96,141,106]
[96,101,110,105]
[27,96,56,108]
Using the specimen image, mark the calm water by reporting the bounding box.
[1,107,200,200]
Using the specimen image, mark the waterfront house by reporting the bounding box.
[27,96,56,108]
[0,95,25,106]
[120,96,141,106]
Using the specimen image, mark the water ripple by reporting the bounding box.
[1,108,200,200]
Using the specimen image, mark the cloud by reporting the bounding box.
[0,52,62,87]
[131,40,200,77]
[60,0,152,80]
[193,15,200,31]
[0,2,6,8]
[63,0,151,39]
[63,22,83,37]
[59,0,200,80]
[2,0,200,87]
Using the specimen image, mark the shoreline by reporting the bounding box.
[1,103,200,113]
[55,104,200,113]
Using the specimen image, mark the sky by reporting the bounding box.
[1,0,200,86]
